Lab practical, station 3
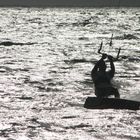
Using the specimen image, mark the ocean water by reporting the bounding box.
[0,7,139,140]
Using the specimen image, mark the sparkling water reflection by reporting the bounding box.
[0,7,139,140]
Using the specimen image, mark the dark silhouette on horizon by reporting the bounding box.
[0,0,139,7]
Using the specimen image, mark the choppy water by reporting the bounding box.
[0,7,139,140]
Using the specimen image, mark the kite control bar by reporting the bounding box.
[98,41,121,61]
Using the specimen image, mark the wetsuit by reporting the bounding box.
[91,56,120,98]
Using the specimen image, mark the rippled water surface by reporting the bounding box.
[0,7,139,140]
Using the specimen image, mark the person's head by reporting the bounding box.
[98,60,106,72]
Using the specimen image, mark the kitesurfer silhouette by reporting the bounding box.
[91,54,120,98]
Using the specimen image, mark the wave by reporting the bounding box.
[64,58,96,64]
[0,41,36,46]
[114,34,139,40]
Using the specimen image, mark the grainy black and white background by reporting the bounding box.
[0,7,139,140]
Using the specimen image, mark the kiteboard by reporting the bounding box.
[84,97,140,110]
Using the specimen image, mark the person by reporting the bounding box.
[91,54,120,98]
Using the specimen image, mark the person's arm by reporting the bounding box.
[91,54,107,81]
[91,61,99,81]
[108,55,115,78]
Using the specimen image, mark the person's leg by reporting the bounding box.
[95,88,106,98]
[102,87,120,98]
